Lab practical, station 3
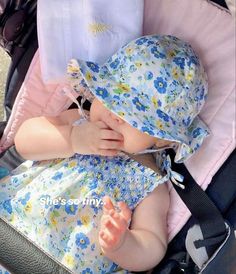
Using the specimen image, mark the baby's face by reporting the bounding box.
[90,98,159,153]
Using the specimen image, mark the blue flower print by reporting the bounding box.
[187,55,199,66]
[19,192,31,205]
[147,40,155,46]
[156,109,170,122]
[158,130,167,138]
[95,87,109,99]
[86,62,99,72]
[82,268,93,274]
[154,77,167,94]
[183,116,191,127]
[11,177,21,187]
[173,57,185,69]
[135,37,148,45]
[76,232,90,249]
[52,172,63,181]
[89,180,98,190]
[123,93,130,98]
[110,58,120,69]
[151,46,165,59]
[89,156,101,167]
[145,71,153,80]
[99,65,109,76]
[65,203,78,215]
[80,79,88,88]
[198,87,205,101]
[129,64,137,72]
[192,127,202,138]
[141,126,154,136]
[132,121,138,128]
[132,97,147,112]
[3,199,12,214]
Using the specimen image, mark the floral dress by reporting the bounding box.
[0,153,168,274]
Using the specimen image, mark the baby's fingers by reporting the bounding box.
[104,217,125,236]
[109,209,129,231]
[102,196,115,214]
[118,202,132,223]
[99,230,114,250]
[100,129,124,141]
[99,140,123,150]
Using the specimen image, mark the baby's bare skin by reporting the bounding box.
[15,100,171,271]
[99,183,170,272]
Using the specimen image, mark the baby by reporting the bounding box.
[0,35,209,273]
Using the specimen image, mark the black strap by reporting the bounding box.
[166,149,227,257]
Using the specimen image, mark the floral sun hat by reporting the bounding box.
[67,35,210,163]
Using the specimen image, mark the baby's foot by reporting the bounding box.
[99,196,132,253]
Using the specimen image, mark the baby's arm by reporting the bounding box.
[14,109,123,160]
[99,183,170,272]
[14,109,80,160]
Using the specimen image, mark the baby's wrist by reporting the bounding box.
[70,125,80,155]
[70,121,88,155]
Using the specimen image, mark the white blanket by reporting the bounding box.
[37,0,144,84]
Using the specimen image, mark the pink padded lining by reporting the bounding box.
[0,0,235,242]
[144,0,235,240]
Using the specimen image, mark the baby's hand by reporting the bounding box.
[70,121,124,156]
[99,196,132,253]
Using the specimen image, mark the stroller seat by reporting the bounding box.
[0,0,235,273]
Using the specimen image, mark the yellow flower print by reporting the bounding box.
[80,186,89,196]
[25,201,32,213]
[113,188,120,199]
[81,215,90,227]
[67,65,80,74]
[50,211,60,227]
[152,96,158,108]
[172,67,179,79]
[116,83,131,93]
[68,161,77,168]
[186,71,194,81]
[62,254,75,268]
[50,214,58,227]
[125,47,134,55]
[156,120,164,130]
[135,61,143,68]
[85,71,92,82]
[10,213,16,223]
[117,111,125,118]
[167,50,176,58]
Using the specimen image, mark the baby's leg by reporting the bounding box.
[99,183,170,272]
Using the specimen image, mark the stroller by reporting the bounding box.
[0,0,235,273]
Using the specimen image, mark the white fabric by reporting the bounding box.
[37,0,144,84]
[225,0,236,17]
